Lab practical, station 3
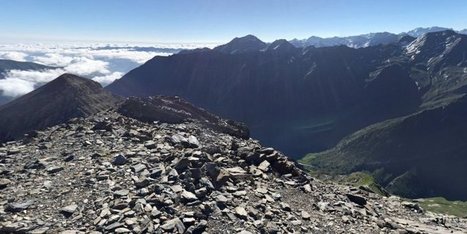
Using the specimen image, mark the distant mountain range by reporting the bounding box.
[107,29,467,199]
[0,59,52,78]
[106,32,423,156]
[290,26,466,48]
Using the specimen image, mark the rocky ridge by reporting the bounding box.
[0,74,120,142]
[118,96,249,140]
[1,110,466,233]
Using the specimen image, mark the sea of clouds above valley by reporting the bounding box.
[0,42,215,98]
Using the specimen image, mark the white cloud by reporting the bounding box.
[0,69,65,97]
[3,69,65,84]
[0,51,28,61]
[0,42,204,99]
[0,77,35,97]
[90,49,170,64]
[0,59,113,97]
[65,57,110,75]
[92,71,124,86]
[32,53,73,67]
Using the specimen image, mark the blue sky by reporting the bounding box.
[1,0,466,43]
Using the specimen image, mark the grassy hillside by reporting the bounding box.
[416,197,467,218]
[300,94,467,200]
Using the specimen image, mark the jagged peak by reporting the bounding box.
[231,34,263,43]
[266,39,296,51]
[40,73,106,96]
[406,26,452,37]
[406,30,464,56]
[214,34,266,54]
[56,73,88,81]
[52,73,100,86]
[421,29,458,38]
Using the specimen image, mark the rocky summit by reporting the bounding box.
[0,74,120,142]
[1,110,467,233]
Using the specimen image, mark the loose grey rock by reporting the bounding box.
[171,184,184,193]
[0,178,11,189]
[114,227,131,233]
[112,154,127,165]
[301,210,311,220]
[144,140,157,149]
[235,206,248,219]
[46,166,64,174]
[187,135,200,148]
[105,222,124,231]
[5,200,33,212]
[181,190,198,202]
[113,189,130,197]
[280,202,292,211]
[24,159,45,169]
[170,134,186,145]
[346,194,367,206]
[60,204,78,217]
[0,107,465,233]
[161,218,185,233]
[342,216,350,223]
[131,163,146,173]
[402,201,424,213]
[303,184,312,193]
[257,160,270,172]
[238,231,253,234]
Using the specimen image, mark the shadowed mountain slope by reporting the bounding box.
[107,35,425,157]
[0,74,120,142]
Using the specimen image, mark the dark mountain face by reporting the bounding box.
[107,33,433,157]
[106,30,467,199]
[406,30,467,69]
[0,74,120,142]
[398,35,416,46]
[302,31,467,199]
